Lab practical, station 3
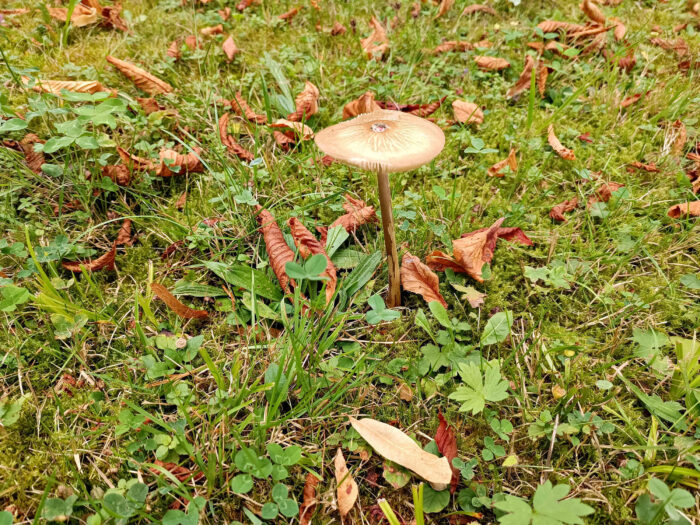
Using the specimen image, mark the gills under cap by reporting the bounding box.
[315,109,445,173]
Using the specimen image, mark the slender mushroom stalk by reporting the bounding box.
[315,110,445,308]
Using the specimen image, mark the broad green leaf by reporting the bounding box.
[0,394,29,426]
[204,261,282,301]
[531,481,594,524]
[0,118,28,133]
[0,285,31,312]
[43,135,75,153]
[481,311,513,345]
[422,486,450,514]
[450,361,509,414]
[325,225,349,258]
[342,251,381,297]
[429,300,451,329]
[171,282,227,298]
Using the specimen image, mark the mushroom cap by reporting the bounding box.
[314,109,445,173]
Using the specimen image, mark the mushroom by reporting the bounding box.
[315,109,445,307]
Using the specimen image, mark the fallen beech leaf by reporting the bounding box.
[408,96,446,118]
[115,219,133,246]
[537,61,549,97]
[436,0,455,18]
[300,473,320,525]
[547,124,575,160]
[667,201,700,218]
[627,161,659,173]
[256,207,296,294]
[117,147,154,172]
[218,7,231,20]
[452,100,484,125]
[279,6,300,22]
[62,242,116,273]
[136,97,165,114]
[273,131,295,150]
[222,36,240,61]
[151,283,209,319]
[151,460,204,482]
[429,40,474,54]
[0,9,30,15]
[620,93,642,108]
[578,132,593,143]
[550,197,579,222]
[435,413,459,493]
[474,55,510,71]
[343,91,382,119]
[200,24,223,36]
[102,165,131,186]
[397,382,413,401]
[488,148,517,177]
[360,17,389,60]
[288,81,320,122]
[610,17,626,41]
[331,21,347,35]
[22,77,113,95]
[167,40,181,60]
[536,20,584,34]
[219,113,254,161]
[671,120,686,156]
[649,37,689,57]
[156,147,203,177]
[19,133,44,173]
[106,55,173,95]
[271,119,314,140]
[232,92,267,124]
[236,0,254,11]
[401,252,447,307]
[288,217,337,303]
[425,250,467,274]
[47,4,98,27]
[334,449,358,517]
[463,4,497,15]
[580,0,606,24]
[330,195,378,232]
[588,181,624,208]
[493,227,533,246]
[349,417,452,490]
[506,55,535,100]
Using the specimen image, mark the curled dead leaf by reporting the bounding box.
[435,413,459,493]
[156,147,204,177]
[330,195,378,232]
[271,119,314,140]
[452,100,484,125]
[151,283,209,319]
[627,161,659,173]
[279,6,300,22]
[22,77,113,95]
[102,165,131,186]
[343,91,382,119]
[360,17,389,60]
[299,473,320,525]
[587,181,624,208]
[436,0,455,18]
[288,217,337,303]
[115,219,133,246]
[610,17,626,41]
[334,449,358,517]
[672,120,687,155]
[47,4,99,27]
[256,206,296,294]
[429,40,474,54]
[474,55,510,71]
[200,24,223,36]
[231,92,268,124]
[331,21,347,35]
[222,36,240,61]
[407,96,446,117]
[19,133,44,173]
[117,146,155,172]
[537,61,549,97]
[106,55,173,95]
[580,0,606,24]
[62,242,117,273]
[620,93,642,108]
[488,148,517,177]
[667,201,700,218]
[506,55,535,100]
[463,4,497,15]
[550,197,579,222]
[536,20,584,34]
[219,113,254,162]
[288,81,320,122]
[547,124,575,160]
[349,417,452,490]
[650,37,689,56]
[401,252,447,307]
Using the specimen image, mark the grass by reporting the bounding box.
[1,0,699,523]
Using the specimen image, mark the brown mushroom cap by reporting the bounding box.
[314,109,445,173]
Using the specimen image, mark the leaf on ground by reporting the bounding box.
[463,4,497,15]
[506,55,535,100]
[200,24,223,36]
[288,81,320,121]
[435,413,459,493]
[219,113,254,161]
[401,251,448,307]
[537,61,549,97]
[47,4,99,27]
[106,55,173,95]
[150,283,209,319]
[671,120,686,155]
[22,77,113,95]
[649,37,689,57]
[330,195,378,232]
[550,197,579,222]
[299,473,320,525]
[151,460,204,482]
[610,17,626,41]
[288,217,337,303]
[580,0,606,24]
[156,147,204,177]
[626,161,659,173]
[230,92,268,124]
[62,242,117,273]
[279,6,301,22]
[488,148,518,177]
[620,93,642,108]
[255,206,296,294]
[136,97,165,114]
[331,21,347,35]
[270,119,314,140]
[222,36,240,61]
[117,147,155,172]
[547,125,575,160]
[537,20,584,33]
[474,55,510,71]
[429,40,474,54]
[497,227,533,246]
[452,100,484,125]
[587,182,624,208]
[360,17,389,60]
[436,0,455,18]
[667,201,700,219]
[334,449,358,517]
[19,133,44,173]
[349,417,453,490]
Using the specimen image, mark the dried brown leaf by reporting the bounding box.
[279,6,300,22]
[667,201,700,218]
[547,124,576,160]
[650,37,689,56]
[627,161,659,173]
[488,148,518,177]
[19,133,44,173]
[610,17,626,41]
[62,242,117,273]
[271,119,314,140]
[401,251,447,307]
[536,20,584,34]
[200,24,223,36]
[474,55,510,70]
[620,93,642,108]
[219,113,254,161]
[156,147,204,177]
[408,96,446,117]
[452,100,484,125]
[106,55,173,95]
[222,36,240,61]
[429,40,474,54]
[331,21,347,35]
[117,147,154,172]
[435,413,459,493]
[334,449,358,517]
[672,120,687,155]
[288,81,320,122]
[506,55,535,100]
[299,473,320,525]
[151,283,209,319]
[47,4,99,27]
[256,207,296,294]
[102,165,131,186]
[136,97,165,114]
[22,77,113,95]
[342,91,382,119]
[360,17,389,60]
[580,0,606,24]
[288,217,337,303]
[151,460,204,482]
[463,4,496,15]
[115,219,133,246]
[232,92,268,124]
[549,197,579,222]
[330,195,378,232]
[588,182,625,208]
[436,0,455,18]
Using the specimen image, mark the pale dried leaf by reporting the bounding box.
[106,55,173,95]
[343,91,381,119]
[474,55,510,70]
[452,100,484,125]
[222,36,240,61]
[488,148,517,177]
[580,0,606,24]
[334,449,358,517]
[547,124,575,160]
[506,55,535,100]
[360,17,389,60]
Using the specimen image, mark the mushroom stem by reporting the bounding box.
[376,165,401,308]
